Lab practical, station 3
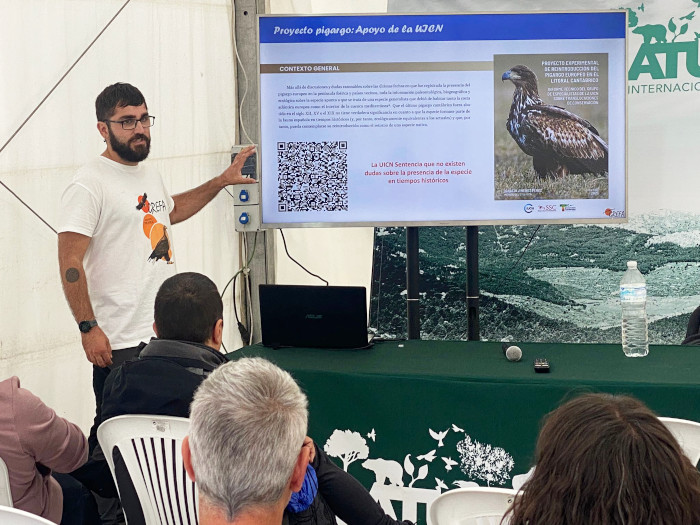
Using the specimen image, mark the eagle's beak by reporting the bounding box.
[501,70,511,82]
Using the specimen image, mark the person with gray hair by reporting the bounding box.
[183,357,313,524]
[93,271,411,525]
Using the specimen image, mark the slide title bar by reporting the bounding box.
[260,12,626,44]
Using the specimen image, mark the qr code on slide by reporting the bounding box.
[277,141,348,212]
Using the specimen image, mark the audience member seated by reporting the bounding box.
[93,272,410,525]
[682,304,700,344]
[184,357,310,524]
[504,393,700,525]
[0,376,97,524]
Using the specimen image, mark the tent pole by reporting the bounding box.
[235,0,271,346]
[406,227,421,339]
[466,226,480,340]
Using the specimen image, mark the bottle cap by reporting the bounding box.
[627,261,637,269]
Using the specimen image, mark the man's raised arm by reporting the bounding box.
[169,145,256,225]
[58,232,112,367]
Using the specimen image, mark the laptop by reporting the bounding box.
[259,284,370,349]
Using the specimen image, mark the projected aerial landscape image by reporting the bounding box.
[370,215,700,345]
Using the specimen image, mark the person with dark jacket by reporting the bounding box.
[682,304,700,345]
[97,272,411,525]
[101,338,227,422]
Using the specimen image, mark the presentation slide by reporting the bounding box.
[258,12,627,227]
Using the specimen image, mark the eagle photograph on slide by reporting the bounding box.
[494,56,609,200]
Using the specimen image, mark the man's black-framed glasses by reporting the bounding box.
[103,115,155,130]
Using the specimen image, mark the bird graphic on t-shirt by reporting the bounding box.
[136,192,149,211]
[148,226,172,263]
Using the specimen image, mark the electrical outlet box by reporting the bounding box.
[231,144,258,179]
[233,183,259,206]
[234,205,261,232]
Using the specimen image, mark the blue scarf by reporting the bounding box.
[286,465,318,513]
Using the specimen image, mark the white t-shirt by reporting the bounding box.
[59,156,177,350]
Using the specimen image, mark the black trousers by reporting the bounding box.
[88,346,143,454]
[53,472,101,525]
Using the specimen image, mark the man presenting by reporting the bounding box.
[57,82,255,450]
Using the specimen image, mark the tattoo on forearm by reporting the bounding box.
[65,268,80,283]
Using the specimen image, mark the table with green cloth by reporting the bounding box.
[228,341,700,521]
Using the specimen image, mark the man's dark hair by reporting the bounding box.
[154,272,223,344]
[95,83,147,121]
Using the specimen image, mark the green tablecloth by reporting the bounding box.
[228,341,700,518]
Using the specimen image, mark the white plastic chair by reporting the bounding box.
[511,466,534,491]
[0,507,55,524]
[429,487,517,525]
[659,416,700,466]
[97,415,197,525]
[367,484,441,524]
[0,455,13,507]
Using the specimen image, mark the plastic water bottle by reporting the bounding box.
[620,261,649,357]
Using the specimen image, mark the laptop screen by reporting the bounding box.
[259,284,369,349]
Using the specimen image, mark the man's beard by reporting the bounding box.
[108,126,151,163]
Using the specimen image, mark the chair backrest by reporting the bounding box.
[97,415,198,525]
[511,466,534,492]
[367,484,441,524]
[0,507,55,524]
[429,487,517,525]
[659,416,700,466]
[0,455,13,507]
